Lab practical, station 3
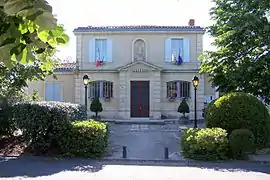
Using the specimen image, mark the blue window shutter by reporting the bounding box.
[183,38,190,62]
[107,39,112,62]
[99,81,103,97]
[53,83,62,101]
[45,83,54,101]
[89,39,95,62]
[165,39,171,62]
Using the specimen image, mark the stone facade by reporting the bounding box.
[26,23,217,120]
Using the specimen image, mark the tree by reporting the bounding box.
[178,99,190,118]
[200,0,270,104]
[90,98,103,118]
[0,0,69,70]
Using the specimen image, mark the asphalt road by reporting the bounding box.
[0,156,269,180]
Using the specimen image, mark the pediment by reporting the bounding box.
[117,61,163,72]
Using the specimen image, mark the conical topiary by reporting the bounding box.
[90,97,103,118]
[178,99,190,118]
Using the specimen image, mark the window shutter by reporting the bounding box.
[99,81,103,98]
[45,83,54,101]
[53,83,62,101]
[107,39,113,62]
[183,38,190,62]
[164,39,171,62]
[89,39,96,62]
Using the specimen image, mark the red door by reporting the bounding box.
[130,81,150,117]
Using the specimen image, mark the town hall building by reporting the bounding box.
[26,19,217,120]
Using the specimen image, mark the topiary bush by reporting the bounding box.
[12,101,87,153]
[178,99,190,118]
[59,120,109,158]
[206,92,270,147]
[90,98,103,118]
[181,128,229,160]
[229,129,255,159]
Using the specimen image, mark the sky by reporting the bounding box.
[47,0,215,62]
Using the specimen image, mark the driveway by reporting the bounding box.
[107,122,203,160]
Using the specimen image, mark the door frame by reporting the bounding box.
[130,80,150,118]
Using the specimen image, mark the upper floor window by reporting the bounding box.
[166,81,190,98]
[45,82,63,101]
[95,39,107,61]
[89,38,112,62]
[165,38,190,63]
[89,81,113,99]
[133,39,146,61]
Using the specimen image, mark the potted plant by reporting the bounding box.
[178,99,190,124]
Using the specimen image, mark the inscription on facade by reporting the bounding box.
[132,69,149,73]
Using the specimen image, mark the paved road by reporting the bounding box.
[0,156,269,180]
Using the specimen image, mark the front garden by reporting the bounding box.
[0,100,109,158]
[180,92,270,160]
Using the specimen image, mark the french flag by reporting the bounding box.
[96,48,103,67]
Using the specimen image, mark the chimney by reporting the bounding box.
[188,19,195,26]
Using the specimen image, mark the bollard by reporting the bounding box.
[122,146,127,158]
[164,147,169,159]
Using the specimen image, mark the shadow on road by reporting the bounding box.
[0,156,269,178]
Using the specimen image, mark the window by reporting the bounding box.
[89,81,113,99]
[171,38,184,59]
[166,81,190,98]
[89,38,112,62]
[165,38,190,62]
[95,39,107,61]
[45,83,62,101]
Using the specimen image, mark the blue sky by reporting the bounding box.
[47,0,215,62]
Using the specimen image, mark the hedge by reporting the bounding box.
[59,120,109,158]
[205,92,270,147]
[12,101,87,153]
[181,128,229,160]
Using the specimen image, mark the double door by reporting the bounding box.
[130,81,150,117]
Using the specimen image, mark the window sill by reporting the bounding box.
[167,97,191,102]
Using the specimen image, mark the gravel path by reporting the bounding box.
[0,156,269,180]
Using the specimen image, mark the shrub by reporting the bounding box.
[90,98,103,117]
[12,101,87,153]
[59,120,109,158]
[206,92,270,147]
[0,100,15,136]
[229,129,255,159]
[178,99,190,118]
[181,128,229,160]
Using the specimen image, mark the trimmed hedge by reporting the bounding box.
[12,101,87,153]
[181,128,229,160]
[0,101,15,136]
[59,120,109,158]
[229,129,255,159]
[206,92,270,147]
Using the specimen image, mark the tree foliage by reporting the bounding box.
[0,0,69,70]
[200,0,270,104]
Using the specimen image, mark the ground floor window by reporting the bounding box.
[45,82,62,101]
[89,81,113,99]
[166,80,190,98]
